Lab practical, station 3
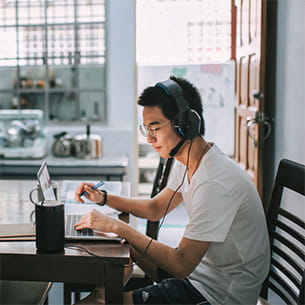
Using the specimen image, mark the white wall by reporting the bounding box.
[106,0,137,194]
[274,0,305,215]
[275,0,305,166]
[107,0,137,129]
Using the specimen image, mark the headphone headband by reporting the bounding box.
[155,80,189,113]
[155,78,201,141]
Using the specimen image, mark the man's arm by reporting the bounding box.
[108,187,182,221]
[75,183,183,221]
[75,209,210,279]
[118,222,210,278]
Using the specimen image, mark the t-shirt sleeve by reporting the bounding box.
[184,182,240,242]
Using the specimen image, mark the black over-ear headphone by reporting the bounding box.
[155,79,201,140]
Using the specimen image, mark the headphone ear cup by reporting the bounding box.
[172,113,186,138]
[173,110,200,139]
[175,126,185,137]
[185,109,201,139]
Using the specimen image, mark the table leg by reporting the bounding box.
[105,263,124,304]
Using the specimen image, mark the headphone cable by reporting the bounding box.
[126,139,193,268]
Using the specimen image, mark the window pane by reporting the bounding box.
[51,66,75,89]
[19,92,45,111]
[18,25,46,65]
[18,66,47,89]
[47,0,74,24]
[78,23,105,64]
[79,91,106,122]
[0,67,16,90]
[77,0,105,23]
[47,24,75,65]
[79,65,105,90]
[17,0,45,25]
[0,28,17,65]
[0,92,14,109]
[49,91,78,121]
[0,1,16,26]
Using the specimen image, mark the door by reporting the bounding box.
[234,0,268,196]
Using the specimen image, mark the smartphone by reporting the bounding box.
[80,180,105,197]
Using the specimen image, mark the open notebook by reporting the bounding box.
[37,161,123,241]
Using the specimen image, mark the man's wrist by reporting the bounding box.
[96,190,107,206]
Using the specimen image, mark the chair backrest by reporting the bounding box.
[261,159,305,304]
[146,157,174,240]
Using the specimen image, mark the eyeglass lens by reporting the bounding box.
[139,125,148,137]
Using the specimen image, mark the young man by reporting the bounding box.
[74,76,270,305]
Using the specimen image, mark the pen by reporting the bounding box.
[80,180,105,197]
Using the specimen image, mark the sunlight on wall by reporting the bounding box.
[136,0,231,65]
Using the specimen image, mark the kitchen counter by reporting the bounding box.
[0,155,128,181]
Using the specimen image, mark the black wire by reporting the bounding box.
[125,139,193,268]
[65,244,102,257]
[65,140,193,268]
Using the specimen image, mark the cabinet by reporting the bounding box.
[0,156,128,181]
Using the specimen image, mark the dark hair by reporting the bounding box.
[137,76,205,135]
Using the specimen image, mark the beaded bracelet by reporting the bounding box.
[96,190,107,206]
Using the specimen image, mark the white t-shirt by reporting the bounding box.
[167,143,270,305]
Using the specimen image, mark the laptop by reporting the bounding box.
[36,161,122,241]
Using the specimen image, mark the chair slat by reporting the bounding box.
[274,231,304,260]
[271,257,301,288]
[269,269,299,303]
[268,280,297,305]
[273,245,304,276]
[279,208,305,232]
[276,218,305,246]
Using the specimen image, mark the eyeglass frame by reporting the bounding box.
[139,120,172,138]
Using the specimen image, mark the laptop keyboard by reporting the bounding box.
[66,214,94,237]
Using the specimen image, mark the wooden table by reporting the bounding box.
[0,180,130,304]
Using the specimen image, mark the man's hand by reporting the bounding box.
[74,208,119,234]
[74,182,105,204]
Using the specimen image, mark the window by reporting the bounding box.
[136,0,232,64]
[0,0,106,123]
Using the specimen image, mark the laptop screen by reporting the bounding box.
[37,161,56,201]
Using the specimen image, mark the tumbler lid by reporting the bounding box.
[41,200,63,207]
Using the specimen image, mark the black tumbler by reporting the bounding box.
[35,201,65,253]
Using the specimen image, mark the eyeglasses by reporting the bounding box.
[139,120,171,138]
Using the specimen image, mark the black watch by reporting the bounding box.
[96,190,107,206]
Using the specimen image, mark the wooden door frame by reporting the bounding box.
[231,0,277,206]
[262,0,277,205]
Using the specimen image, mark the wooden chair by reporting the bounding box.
[257,159,305,305]
[0,281,52,305]
[63,157,174,304]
